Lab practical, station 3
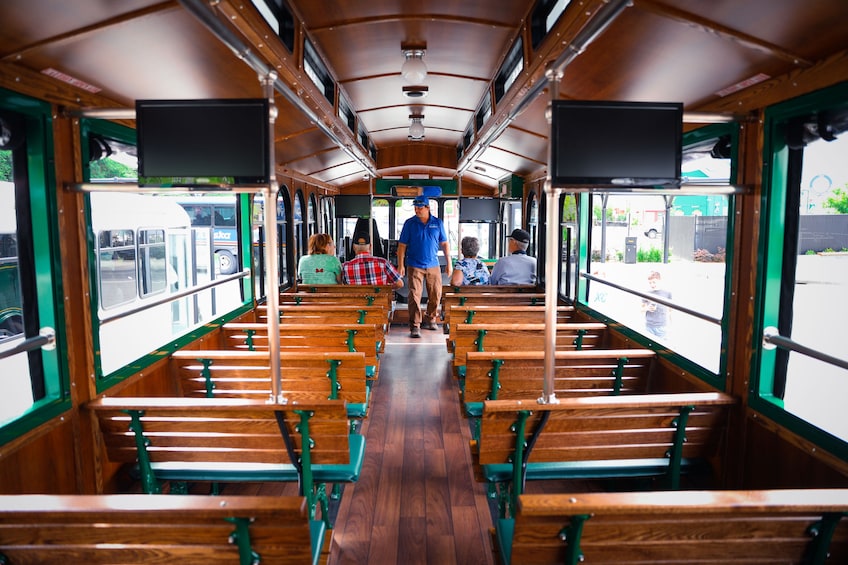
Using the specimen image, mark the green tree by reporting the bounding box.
[0,150,11,182]
[823,186,848,214]
[88,158,136,180]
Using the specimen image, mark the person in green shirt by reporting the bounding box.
[298,233,342,285]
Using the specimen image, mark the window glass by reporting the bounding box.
[98,229,137,309]
[759,91,848,443]
[0,100,61,434]
[583,132,732,375]
[0,163,29,425]
[139,229,167,297]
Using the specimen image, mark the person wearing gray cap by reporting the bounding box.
[396,195,452,338]
[489,228,536,285]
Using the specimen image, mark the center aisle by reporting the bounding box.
[327,323,495,565]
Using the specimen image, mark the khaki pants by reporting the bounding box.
[407,266,442,328]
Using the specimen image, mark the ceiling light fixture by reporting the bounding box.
[408,113,425,141]
[401,44,427,84]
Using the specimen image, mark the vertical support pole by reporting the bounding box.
[541,63,564,405]
[260,71,284,404]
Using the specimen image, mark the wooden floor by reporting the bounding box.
[326,323,495,565]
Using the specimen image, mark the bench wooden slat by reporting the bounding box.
[463,349,656,404]
[89,396,364,530]
[220,323,380,379]
[453,323,609,369]
[476,392,736,518]
[499,490,848,565]
[171,350,369,407]
[0,494,319,565]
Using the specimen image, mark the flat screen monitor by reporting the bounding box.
[459,197,500,223]
[136,98,270,186]
[335,195,371,218]
[550,100,682,188]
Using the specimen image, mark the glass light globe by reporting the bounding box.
[402,52,427,84]
[409,120,425,139]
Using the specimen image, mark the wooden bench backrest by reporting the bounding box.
[170,349,368,405]
[442,293,546,327]
[0,494,317,564]
[449,304,576,325]
[221,323,379,366]
[479,392,734,468]
[257,304,389,326]
[453,323,609,368]
[283,285,394,309]
[90,396,352,468]
[506,490,848,565]
[442,284,538,294]
[463,348,657,403]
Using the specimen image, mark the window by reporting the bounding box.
[304,38,334,105]
[475,92,492,133]
[0,94,65,438]
[581,125,736,378]
[98,229,136,309]
[494,38,524,104]
[531,0,572,49]
[251,0,294,52]
[339,95,355,132]
[756,83,848,448]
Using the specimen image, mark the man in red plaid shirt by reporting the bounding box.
[342,233,404,289]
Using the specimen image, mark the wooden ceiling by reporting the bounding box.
[1,0,846,192]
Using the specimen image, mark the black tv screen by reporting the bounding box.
[136,98,270,186]
[335,195,371,218]
[550,100,682,188]
[459,197,500,223]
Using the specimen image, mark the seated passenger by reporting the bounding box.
[342,233,404,290]
[298,233,342,285]
[489,228,536,285]
[450,236,490,286]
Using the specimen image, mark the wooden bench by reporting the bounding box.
[284,283,395,311]
[451,322,609,378]
[170,349,371,427]
[497,489,848,565]
[0,494,325,565]
[221,322,380,379]
[255,304,389,352]
[88,396,365,530]
[446,305,580,350]
[462,348,657,439]
[475,392,736,518]
[442,284,538,294]
[442,292,546,331]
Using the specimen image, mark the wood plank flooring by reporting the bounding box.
[327,324,495,565]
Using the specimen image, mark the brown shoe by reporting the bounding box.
[421,321,437,330]
[410,327,421,338]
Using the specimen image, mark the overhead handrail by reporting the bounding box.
[581,271,722,326]
[99,269,249,324]
[762,326,848,372]
[0,328,56,362]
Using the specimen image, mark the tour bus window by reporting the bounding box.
[0,98,61,435]
[583,125,734,377]
[98,229,137,309]
[294,190,306,262]
[138,229,167,298]
[307,193,318,237]
[757,85,848,444]
[559,193,578,299]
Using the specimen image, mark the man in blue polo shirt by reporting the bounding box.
[397,196,452,338]
[489,228,537,285]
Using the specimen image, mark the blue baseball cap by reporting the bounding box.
[412,195,429,207]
